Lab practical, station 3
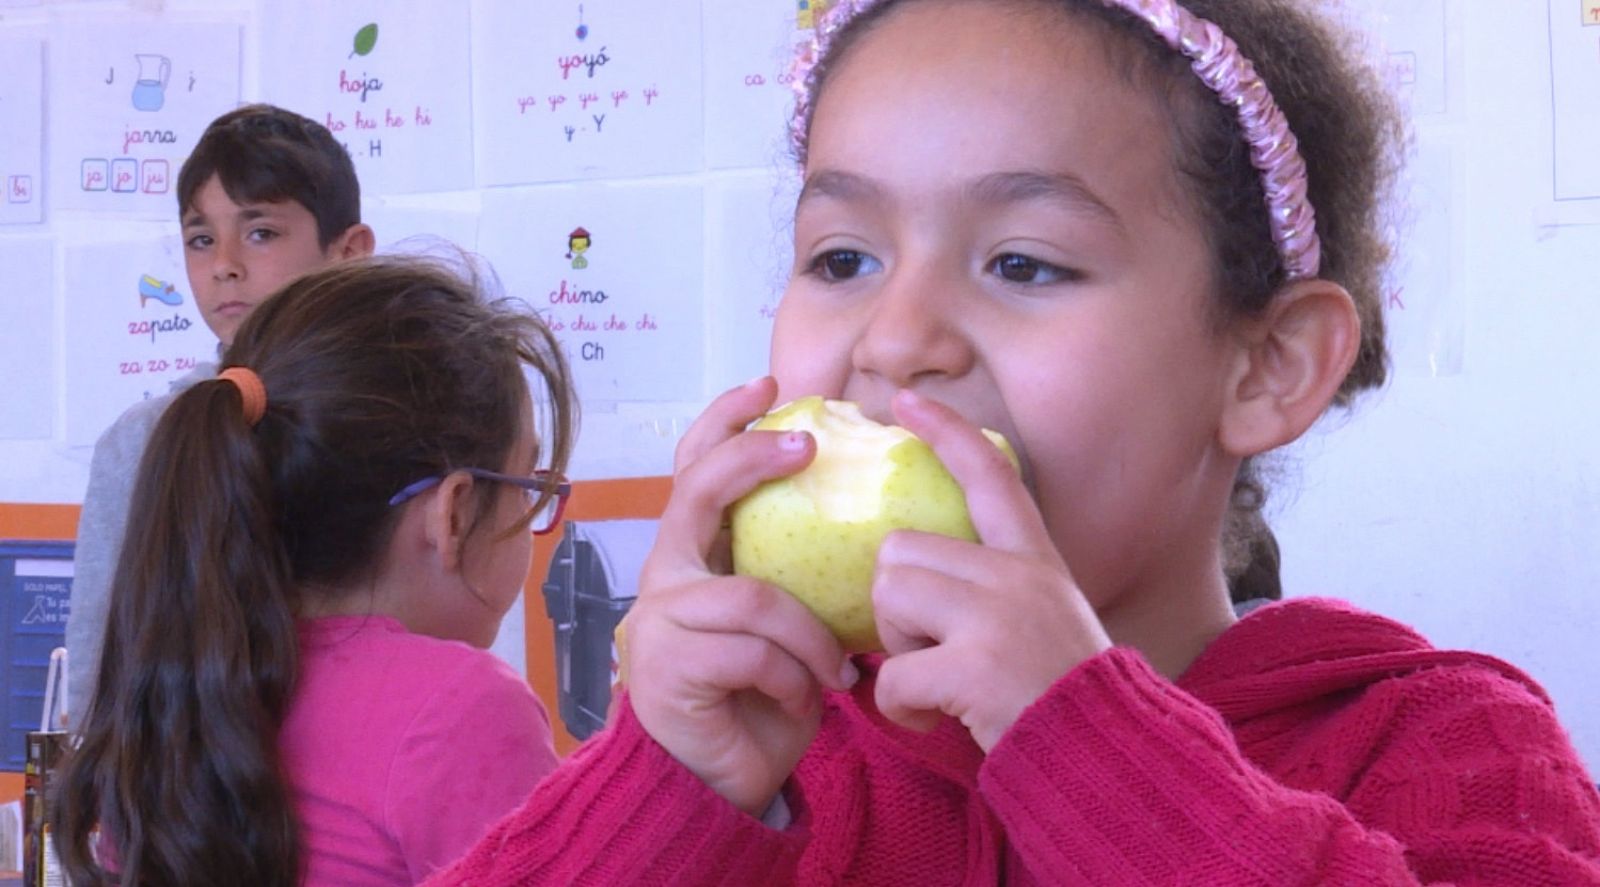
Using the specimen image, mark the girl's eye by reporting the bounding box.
[248,228,280,243]
[988,253,1080,285]
[185,235,212,250]
[808,249,881,282]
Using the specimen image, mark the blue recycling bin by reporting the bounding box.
[0,541,74,771]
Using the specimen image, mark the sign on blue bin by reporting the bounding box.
[0,541,74,771]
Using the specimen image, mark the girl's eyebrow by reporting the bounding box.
[796,169,1123,232]
[965,171,1124,231]
[797,169,886,209]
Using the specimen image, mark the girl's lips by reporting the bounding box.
[213,301,251,315]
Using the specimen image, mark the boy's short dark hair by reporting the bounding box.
[177,104,361,250]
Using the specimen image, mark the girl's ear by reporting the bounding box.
[422,471,477,572]
[1218,278,1361,457]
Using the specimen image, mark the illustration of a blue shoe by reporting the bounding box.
[138,274,184,307]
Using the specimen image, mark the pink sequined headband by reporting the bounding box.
[790,0,1322,281]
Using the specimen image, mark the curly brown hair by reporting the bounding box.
[794,0,1404,594]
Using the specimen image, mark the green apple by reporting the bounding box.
[729,397,1017,652]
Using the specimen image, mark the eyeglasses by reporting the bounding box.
[388,468,571,535]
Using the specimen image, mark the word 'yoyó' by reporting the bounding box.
[339,70,383,103]
[557,47,610,80]
[123,127,178,154]
[127,314,193,343]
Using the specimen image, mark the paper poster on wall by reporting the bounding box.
[704,172,799,396]
[362,197,481,256]
[704,0,815,170]
[1329,0,1448,117]
[258,2,473,195]
[0,238,54,438]
[1550,0,1600,201]
[48,20,242,217]
[477,184,704,404]
[1384,139,1462,376]
[473,0,703,185]
[0,38,44,224]
[62,238,219,445]
[1367,0,1448,117]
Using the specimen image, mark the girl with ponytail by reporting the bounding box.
[54,253,577,887]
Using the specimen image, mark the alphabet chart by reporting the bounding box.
[61,237,218,445]
[476,183,704,404]
[703,1,811,170]
[48,20,242,217]
[1551,0,1600,201]
[0,37,43,224]
[472,0,703,184]
[258,1,474,195]
[0,237,53,438]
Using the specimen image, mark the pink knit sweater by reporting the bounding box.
[427,598,1600,884]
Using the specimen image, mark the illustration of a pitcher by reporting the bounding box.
[132,54,171,112]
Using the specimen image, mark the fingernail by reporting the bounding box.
[743,375,770,391]
[839,659,859,689]
[779,431,809,451]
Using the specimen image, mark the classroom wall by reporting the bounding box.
[0,1,1595,775]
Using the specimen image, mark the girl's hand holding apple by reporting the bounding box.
[623,377,855,818]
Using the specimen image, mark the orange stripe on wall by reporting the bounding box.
[0,504,79,541]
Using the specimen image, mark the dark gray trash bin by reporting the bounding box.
[539,520,656,740]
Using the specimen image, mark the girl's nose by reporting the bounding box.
[850,268,974,388]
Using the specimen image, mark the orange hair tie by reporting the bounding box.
[217,366,267,427]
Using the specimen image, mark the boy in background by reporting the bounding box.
[67,104,375,721]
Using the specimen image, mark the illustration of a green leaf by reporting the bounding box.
[350,23,378,58]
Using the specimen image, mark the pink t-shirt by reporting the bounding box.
[280,615,558,886]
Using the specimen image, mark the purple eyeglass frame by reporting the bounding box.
[387,468,571,535]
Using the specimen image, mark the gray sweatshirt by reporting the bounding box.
[66,362,215,728]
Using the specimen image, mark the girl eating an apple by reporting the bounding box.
[429,1,1600,883]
